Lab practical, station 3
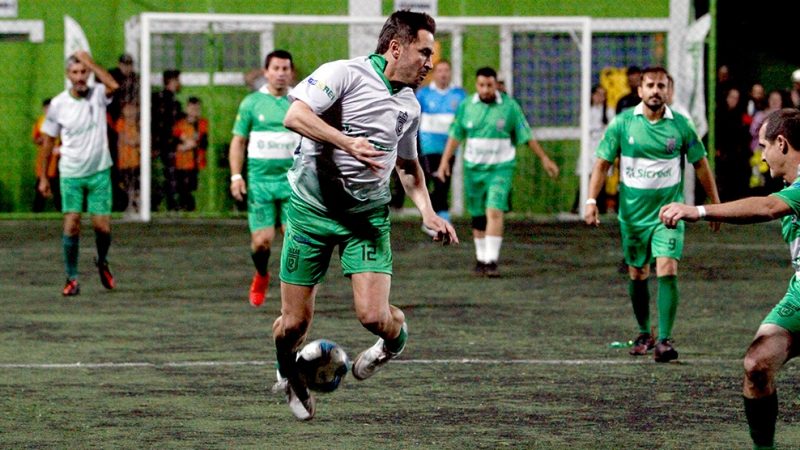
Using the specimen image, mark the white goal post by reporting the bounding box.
[127,12,599,222]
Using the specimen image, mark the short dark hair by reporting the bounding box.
[163,69,181,84]
[118,53,133,64]
[763,108,800,151]
[264,49,293,69]
[476,66,497,79]
[42,98,51,107]
[187,96,201,105]
[641,66,669,80]
[375,10,436,54]
[627,65,642,74]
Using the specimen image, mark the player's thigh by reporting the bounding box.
[485,167,514,212]
[351,272,392,317]
[762,287,800,341]
[651,222,684,260]
[339,208,393,277]
[620,223,655,268]
[464,168,488,217]
[60,176,87,214]
[248,178,281,232]
[279,200,337,286]
[85,169,112,215]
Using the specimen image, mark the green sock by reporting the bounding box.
[628,279,650,334]
[95,230,111,264]
[62,234,79,280]
[657,275,678,340]
[251,249,270,277]
[744,393,778,450]
[384,325,407,354]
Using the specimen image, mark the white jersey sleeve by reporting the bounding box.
[289,61,351,115]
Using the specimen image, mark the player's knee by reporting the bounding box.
[276,314,310,340]
[472,216,487,231]
[355,308,388,334]
[743,351,773,392]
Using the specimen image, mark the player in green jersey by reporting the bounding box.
[229,50,299,307]
[436,66,559,278]
[584,66,721,362]
[660,108,800,450]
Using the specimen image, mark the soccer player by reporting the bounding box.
[229,50,299,307]
[415,60,466,231]
[584,66,720,362]
[660,108,800,450]
[271,10,458,420]
[435,66,559,277]
[37,51,120,296]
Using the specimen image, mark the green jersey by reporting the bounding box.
[596,104,706,226]
[772,183,800,277]
[232,85,299,178]
[449,92,532,171]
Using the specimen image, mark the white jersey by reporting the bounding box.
[42,85,113,178]
[287,55,420,214]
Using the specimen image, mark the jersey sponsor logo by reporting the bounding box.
[63,121,97,138]
[620,155,681,189]
[396,111,409,136]
[308,77,336,100]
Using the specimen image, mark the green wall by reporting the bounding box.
[3,0,669,214]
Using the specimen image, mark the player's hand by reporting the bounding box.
[542,157,559,178]
[74,50,93,64]
[583,203,600,227]
[422,214,459,246]
[37,177,51,198]
[659,202,698,229]
[230,178,246,202]
[345,137,385,171]
[435,161,450,182]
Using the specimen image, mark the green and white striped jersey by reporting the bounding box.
[232,85,299,178]
[596,104,706,227]
[772,183,800,277]
[448,92,532,171]
[287,54,420,214]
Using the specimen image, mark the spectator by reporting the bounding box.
[791,69,800,109]
[715,86,752,202]
[32,98,61,212]
[615,65,642,114]
[574,84,613,214]
[172,97,208,211]
[151,69,183,211]
[108,53,140,212]
[746,83,766,117]
[114,102,141,215]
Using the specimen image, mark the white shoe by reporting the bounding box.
[272,369,316,420]
[352,323,407,381]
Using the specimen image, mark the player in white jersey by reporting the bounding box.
[660,108,800,450]
[270,10,458,420]
[38,51,119,296]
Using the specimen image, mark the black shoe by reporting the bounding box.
[473,261,486,277]
[629,333,655,356]
[654,338,679,363]
[95,257,115,290]
[484,261,501,278]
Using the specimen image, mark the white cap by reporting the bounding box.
[792,69,800,83]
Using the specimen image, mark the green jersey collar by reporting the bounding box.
[633,102,674,120]
[368,54,407,95]
[470,91,503,105]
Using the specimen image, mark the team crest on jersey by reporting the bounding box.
[666,138,677,153]
[496,119,506,131]
[396,111,409,136]
[286,246,301,273]
[777,301,800,318]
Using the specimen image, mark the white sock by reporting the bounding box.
[474,237,487,263]
[485,235,503,263]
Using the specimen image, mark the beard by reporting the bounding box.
[644,97,664,112]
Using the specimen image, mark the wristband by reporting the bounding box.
[696,205,707,218]
[585,198,597,205]
[230,174,243,182]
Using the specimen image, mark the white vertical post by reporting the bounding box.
[139,14,151,221]
[449,25,464,217]
[578,18,592,218]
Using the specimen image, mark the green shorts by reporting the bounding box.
[620,221,684,268]
[762,277,800,332]
[60,168,112,215]
[279,197,392,286]
[464,165,515,217]
[248,175,291,232]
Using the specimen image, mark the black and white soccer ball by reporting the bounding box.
[296,339,350,393]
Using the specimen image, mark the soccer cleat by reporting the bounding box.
[473,261,486,277]
[629,333,655,356]
[95,257,115,290]
[484,261,501,278]
[654,338,679,363]
[62,279,80,296]
[352,322,407,381]
[272,369,316,420]
[249,272,270,307]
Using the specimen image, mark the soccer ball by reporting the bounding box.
[296,339,350,393]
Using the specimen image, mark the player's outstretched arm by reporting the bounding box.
[396,156,458,245]
[284,100,385,171]
[660,196,793,229]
